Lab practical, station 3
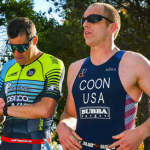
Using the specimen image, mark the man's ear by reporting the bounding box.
[110,22,117,34]
[33,36,38,45]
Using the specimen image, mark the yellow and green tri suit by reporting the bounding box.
[0,53,65,150]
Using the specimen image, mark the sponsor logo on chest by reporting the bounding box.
[27,69,36,76]
[7,71,18,77]
[80,107,110,119]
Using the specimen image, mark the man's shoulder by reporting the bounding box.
[67,58,86,87]
[1,59,17,71]
[4,59,17,66]
[69,58,86,71]
[0,59,17,79]
[123,51,148,64]
[124,50,143,57]
[120,51,150,75]
[68,58,86,80]
[38,53,64,69]
[40,53,63,62]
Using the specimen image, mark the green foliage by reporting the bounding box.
[114,0,150,57]
[47,0,150,148]
[0,0,35,25]
[1,0,150,149]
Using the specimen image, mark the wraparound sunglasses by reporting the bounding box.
[81,14,113,26]
[7,36,35,53]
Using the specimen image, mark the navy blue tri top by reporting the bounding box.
[72,51,138,150]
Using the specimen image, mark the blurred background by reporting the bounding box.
[0,0,150,149]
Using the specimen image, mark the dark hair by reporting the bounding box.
[7,17,36,41]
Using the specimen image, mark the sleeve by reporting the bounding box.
[43,58,65,102]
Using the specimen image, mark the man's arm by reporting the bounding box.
[108,52,150,150]
[108,119,150,150]
[6,97,57,119]
[1,57,65,119]
[0,64,7,123]
[57,98,82,150]
[0,98,6,124]
[57,61,84,150]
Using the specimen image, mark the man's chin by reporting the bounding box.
[16,60,25,66]
[85,41,92,47]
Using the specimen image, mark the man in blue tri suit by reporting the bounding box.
[0,17,65,150]
[57,2,150,150]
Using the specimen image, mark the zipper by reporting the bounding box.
[15,65,24,106]
[11,65,24,133]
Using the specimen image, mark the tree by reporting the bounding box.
[47,0,150,149]
[0,1,62,148]
[0,0,35,63]
[113,1,150,149]
[1,0,150,149]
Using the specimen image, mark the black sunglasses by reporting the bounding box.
[81,14,113,26]
[7,36,35,53]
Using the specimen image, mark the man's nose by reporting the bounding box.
[14,49,21,56]
[83,20,90,28]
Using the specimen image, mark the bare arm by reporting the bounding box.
[58,79,77,130]
[0,98,6,124]
[2,57,65,119]
[108,120,150,150]
[57,96,82,150]
[109,52,150,150]
[6,97,57,119]
[58,108,77,131]
[57,61,84,150]
[0,96,57,119]
[58,60,85,128]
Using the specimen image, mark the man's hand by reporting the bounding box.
[0,98,6,124]
[57,123,83,150]
[108,128,144,150]
[0,98,5,109]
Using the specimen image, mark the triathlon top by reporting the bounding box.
[72,51,138,150]
[0,53,65,139]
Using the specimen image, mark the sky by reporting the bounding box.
[33,4,63,148]
[0,2,64,149]
[34,5,63,149]
[0,0,63,56]
[25,3,63,149]
[33,0,62,24]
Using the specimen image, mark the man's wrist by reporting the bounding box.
[3,103,11,116]
[137,122,150,140]
[57,122,69,132]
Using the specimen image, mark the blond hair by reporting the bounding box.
[88,3,121,39]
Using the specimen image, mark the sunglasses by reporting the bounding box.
[7,36,35,53]
[81,14,113,26]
